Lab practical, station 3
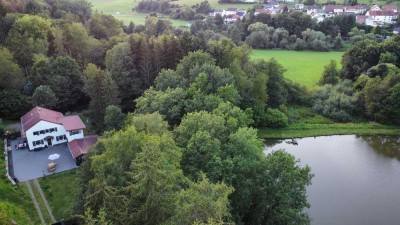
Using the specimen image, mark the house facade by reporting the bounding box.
[365,10,398,26]
[21,107,86,150]
[344,5,368,14]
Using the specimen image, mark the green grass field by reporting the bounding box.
[39,170,77,221]
[250,49,344,89]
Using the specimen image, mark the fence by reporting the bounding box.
[3,138,16,185]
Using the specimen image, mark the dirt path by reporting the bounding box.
[34,179,56,223]
[25,181,46,225]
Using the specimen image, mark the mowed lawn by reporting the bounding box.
[251,50,344,89]
[39,170,78,221]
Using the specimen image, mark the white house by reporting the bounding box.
[224,14,241,24]
[295,3,305,10]
[365,10,398,26]
[344,5,368,14]
[384,5,398,13]
[21,107,86,150]
[323,5,344,15]
[209,9,225,17]
[307,6,321,15]
[370,5,381,11]
[225,8,238,16]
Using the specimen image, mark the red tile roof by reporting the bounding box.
[58,115,86,131]
[324,4,344,12]
[384,5,397,11]
[368,10,397,16]
[345,5,367,11]
[21,107,63,135]
[68,135,99,159]
[20,107,86,137]
[256,9,272,14]
[356,15,367,24]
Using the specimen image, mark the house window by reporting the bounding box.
[50,128,54,132]
[41,140,44,144]
[55,127,58,132]
[69,130,80,136]
[63,135,67,140]
[56,136,59,141]
[33,131,39,136]
[40,130,45,134]
[33,141,36,146]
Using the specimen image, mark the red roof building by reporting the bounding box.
[20,106,87,150]
[68,135,99,159]
[384,5,398,12]
[58,116,86,131]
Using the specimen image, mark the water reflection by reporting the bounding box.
[265,135,400,225]
[358,135,400,160]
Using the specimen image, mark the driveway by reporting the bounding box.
[10,138,77,182]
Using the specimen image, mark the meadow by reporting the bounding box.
[88,0,256,25]
[250,49,344,89]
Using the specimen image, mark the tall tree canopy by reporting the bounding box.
[84,63,119,131]
[7,14,55,70]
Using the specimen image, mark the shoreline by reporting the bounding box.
[258,124,400,139]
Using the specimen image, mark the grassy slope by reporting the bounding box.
[0,141,40,224]
[39,170,77,221]
[250,49,344,89]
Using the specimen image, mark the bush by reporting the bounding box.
[0,90,32,119]
[262,108,288,128]
[311,81,359,122]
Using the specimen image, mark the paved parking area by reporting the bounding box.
[10,138,77,182]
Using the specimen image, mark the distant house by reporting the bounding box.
[295,3,305,10]
[236,9,247,19]
[370,5,381,11]
[225,8,238,16]
[344,5,368,14]
[323,5,344,15]
[365,10,398,26]
[209,9,224,17]
[224,14,241,24]
[209,8,247,18]
[356,15,367,24]
[307,5,321,15]
[393,27,400,34]
[255,9,272,16]
[21,107,86,150]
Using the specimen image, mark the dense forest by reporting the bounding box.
[1,0,400,224]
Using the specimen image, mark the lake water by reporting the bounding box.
[264,135,400,225]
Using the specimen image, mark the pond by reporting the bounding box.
[264,135,400,225]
